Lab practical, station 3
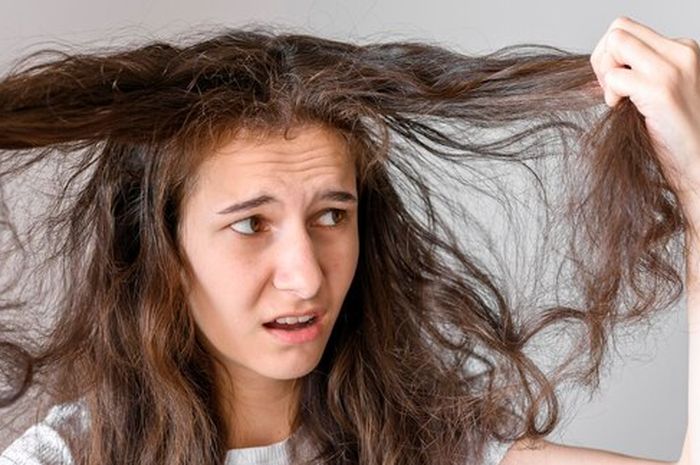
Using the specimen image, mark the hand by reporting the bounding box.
[591,18,700,465]
[590,16,700,221]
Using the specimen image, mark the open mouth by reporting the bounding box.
[262,315,323,344]
[262,316,317,331]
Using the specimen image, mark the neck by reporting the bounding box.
[215,365,302,449]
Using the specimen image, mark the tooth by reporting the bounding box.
[272,315,315,325]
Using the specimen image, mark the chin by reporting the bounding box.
[264,354,324,381]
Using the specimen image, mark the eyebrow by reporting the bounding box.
[216,189,358,215]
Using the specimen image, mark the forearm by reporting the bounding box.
[681,217,700,465]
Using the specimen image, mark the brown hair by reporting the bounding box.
[0,25,688,465]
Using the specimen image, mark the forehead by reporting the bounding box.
[196,125,355,187]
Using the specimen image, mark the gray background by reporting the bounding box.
[0,0,698,462]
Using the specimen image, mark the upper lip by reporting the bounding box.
[264,308,323,323]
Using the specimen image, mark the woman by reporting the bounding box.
[0,15,696,465]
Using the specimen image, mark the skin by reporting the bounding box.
[178,124,360,449]
[177,16,700,461]
[503,16,700,465]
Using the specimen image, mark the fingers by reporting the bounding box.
[605,29,667,80]
[676,37,700,48]
[606,17,678,54]
[592,18,667,77]
[674,38,700,72]
[590,17,638,87]
[590,16,683,107]
[602,67,649,107]
[618,19,700,73]
[593,28,667,107]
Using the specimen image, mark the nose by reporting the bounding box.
[272,224,323,300]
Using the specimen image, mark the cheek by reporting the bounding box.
[326,232,360,293]
[184,246,262,345]
[185,229,260,304]
[186,269,263,363]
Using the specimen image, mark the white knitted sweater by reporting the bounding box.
[0,401,513,465]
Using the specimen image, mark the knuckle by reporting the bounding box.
[611,16,632,30]
[691,39,700,53]
[589,51,599,69]
[678,37,699,49]
[607,28,628,47]
[679,40,700,70]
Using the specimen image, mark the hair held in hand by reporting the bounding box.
[0,25,689,465]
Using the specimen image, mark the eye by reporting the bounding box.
[230,216,266,236]
[229,209,348,237]
[317,208,347,227]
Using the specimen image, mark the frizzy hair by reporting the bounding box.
[0,25,688,465]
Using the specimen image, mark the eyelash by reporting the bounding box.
[229,208,349,236]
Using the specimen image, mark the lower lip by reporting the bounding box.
[263,315,323,344]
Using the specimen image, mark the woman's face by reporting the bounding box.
[179,125,359,384]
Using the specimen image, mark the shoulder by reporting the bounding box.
[498,438,669,465]
[499,438,580,465]
[0,399,89,465]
